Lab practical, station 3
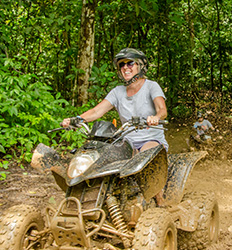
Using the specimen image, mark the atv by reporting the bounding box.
[0,117,219,250]
[187,129,222,153]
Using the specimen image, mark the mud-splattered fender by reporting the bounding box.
[163,151,208,206]
[120,145,168,202]
[31,143,62,173]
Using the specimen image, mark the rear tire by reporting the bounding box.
[132,208,177,250]
[178,192,219,250]
[0,204,44,250]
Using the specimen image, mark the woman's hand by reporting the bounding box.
[61,118,71,128]
[147,115,160,126]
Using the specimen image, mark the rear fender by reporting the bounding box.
[120,145,168,202]
[163,151,208,205]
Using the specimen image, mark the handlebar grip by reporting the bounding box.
[159,120,168,125]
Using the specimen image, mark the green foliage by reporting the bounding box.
[2,0,231,119]
[0,160,10,180]
[0,56,69,162]
[88,64,119,103]
[172,104,193,119]
[49,103,93,152]
[58,129,87,151]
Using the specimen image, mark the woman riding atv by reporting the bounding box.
[62,48,168,206]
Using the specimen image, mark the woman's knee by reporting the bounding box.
[140,141,159,152]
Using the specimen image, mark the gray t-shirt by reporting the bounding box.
[105,79,168,151]
[194,120,213,135]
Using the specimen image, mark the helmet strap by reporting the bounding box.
[123,69,145,86]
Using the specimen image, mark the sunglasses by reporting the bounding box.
[119,61,136,69]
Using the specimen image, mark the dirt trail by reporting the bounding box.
[166,120,232,250]
[187,158,232,250]
[0,120,232,249]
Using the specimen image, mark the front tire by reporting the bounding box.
[0,204,44,250]
[178,192,219,250]
[132,208,177,250]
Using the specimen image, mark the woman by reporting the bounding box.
[62,48,168,152]
[62,48,168,206]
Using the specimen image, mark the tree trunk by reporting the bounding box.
[72,0,96,106]
[187,0,196,110]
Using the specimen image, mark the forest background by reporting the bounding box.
[0,0,232,178]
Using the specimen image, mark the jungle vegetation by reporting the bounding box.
[0,0,231,177]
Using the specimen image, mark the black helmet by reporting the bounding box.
[114,48,149,86]
[197,111,203,118]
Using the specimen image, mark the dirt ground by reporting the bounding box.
[0,118,232,249]
[166,118,232,250]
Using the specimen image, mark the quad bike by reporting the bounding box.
[187,134,212,151]
[187,128,221,152]
[0,117,219,250]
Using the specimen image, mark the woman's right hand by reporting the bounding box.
[61,118,71,128]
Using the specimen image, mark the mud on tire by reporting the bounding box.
[178,191,219,250]
[0,204,44,250]
[132,208,177,250]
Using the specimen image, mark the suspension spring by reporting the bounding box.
[106,195,128,234]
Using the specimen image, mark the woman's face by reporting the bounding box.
[119,59,139,82]
[198,117,203,122]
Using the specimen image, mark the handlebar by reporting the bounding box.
[48,122,90,134]
[47,127,67,133]
[112,117,168,140]
[120,117,168,130]
[48,117,168,137]
[158,120,169,125]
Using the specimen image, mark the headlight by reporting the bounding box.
[67,151,99,179]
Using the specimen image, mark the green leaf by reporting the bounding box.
[8,106,18,116]
[0,144,6,153]
[25,27,32,34]
[135,2,140,16]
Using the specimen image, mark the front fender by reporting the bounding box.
[31,143,62,173]
[120,145,168,202]
[31,143,71,192]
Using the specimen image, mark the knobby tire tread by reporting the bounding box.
[177,191,219,250]
[132,208,177,250]
[0,204,44,250]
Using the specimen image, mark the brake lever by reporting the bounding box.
[147,125,168,131]
[144,119,168,130]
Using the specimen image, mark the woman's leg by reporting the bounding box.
[140,141,159,152]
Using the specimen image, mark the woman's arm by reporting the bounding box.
[62,99,113,127]
[147,96,167,126]
[81,99,113,122]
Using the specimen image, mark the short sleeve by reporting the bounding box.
[206,120,213,128]
[105,88,118,107]
[148,80,166,101]
[193,122,198,128]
